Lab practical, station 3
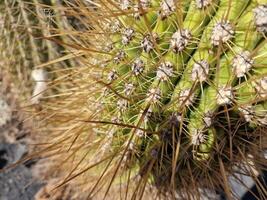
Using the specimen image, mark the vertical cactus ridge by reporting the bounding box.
[3,0,267,199]
[187,0,265,157]
[169,0,250,110]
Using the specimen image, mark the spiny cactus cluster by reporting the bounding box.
[2,0,267,199]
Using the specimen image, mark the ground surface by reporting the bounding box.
[0,143,42,200]
[0,72,43,200]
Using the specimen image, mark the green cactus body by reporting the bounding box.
[90,1,267,181]
[59,0,267,196]
[90,0,267,192]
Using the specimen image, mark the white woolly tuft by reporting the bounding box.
[107,70,118,82]
[170,29,191,53]
[195,0,212,9]
[120,0,131,10]
[232,51,253,78]
[253,5,267,33]
[141,34,155,53]
[203,111,213,127]
[111,116,122,124]
[253,77,267,98]
[133,0,150,18]
[122,28,135,45]
[114,50,126,64]
[211,21,234,46]
[124,83,135,96]
[136,129,145,137]
[191,129,207,146]
[179,89,194,106]
[132,58,145,75]
[238,106,254,123]
[160,0,176,18]
[140,108,153,123]
[191,60,209,82]
[117,99,128,111]
[156,61,174,81]
[146,88,161,104]
[216,86,234,105]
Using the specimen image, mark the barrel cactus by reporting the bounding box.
[3,0,267,199]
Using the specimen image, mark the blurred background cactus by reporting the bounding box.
[1,0,267,199]
[0,0,77,103]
